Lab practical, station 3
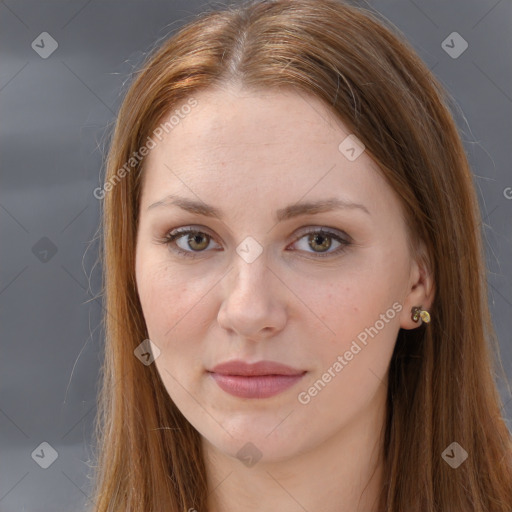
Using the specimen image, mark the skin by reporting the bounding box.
[135,85,434,512]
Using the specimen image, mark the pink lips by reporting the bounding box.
[208,360,307,399]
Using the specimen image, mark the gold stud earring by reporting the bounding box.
[411,306,431,324]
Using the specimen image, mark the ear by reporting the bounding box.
[399,243,435,330]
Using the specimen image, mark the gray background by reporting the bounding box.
[1,1,511,510]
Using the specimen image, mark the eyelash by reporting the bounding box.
[155,226,352,259]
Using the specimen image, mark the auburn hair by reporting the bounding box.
[88,1,512,510]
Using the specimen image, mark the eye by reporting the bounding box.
[288,227,351,258]
[158,227,221,258]
[155,226,352,259]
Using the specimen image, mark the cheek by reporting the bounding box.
[301,271,382,342]
[296,275,399,422]
[136,262,209,391]
[302,266,401,370]
[136,255,202,345]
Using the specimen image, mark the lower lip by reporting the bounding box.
[209,372,306,399]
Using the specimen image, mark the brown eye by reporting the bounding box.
[289,228,351,258]
[162,227,221,258]
[307,232,332,253]
[184,231,210,251]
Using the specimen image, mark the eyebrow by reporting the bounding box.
[147,194,370,221]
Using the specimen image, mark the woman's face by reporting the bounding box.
[135,86,431,463]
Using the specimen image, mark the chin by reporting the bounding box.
[200,417,313,466]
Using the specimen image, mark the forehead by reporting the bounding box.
[140,86,391,213]
[154,86,349,162]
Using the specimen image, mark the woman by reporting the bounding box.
[89,0,512,510]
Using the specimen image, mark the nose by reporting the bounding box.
[217,253,287,341]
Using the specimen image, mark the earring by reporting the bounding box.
[411,306,431,324]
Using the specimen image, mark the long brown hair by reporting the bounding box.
[88,1,512,510]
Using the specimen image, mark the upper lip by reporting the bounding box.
[209,360,306,376]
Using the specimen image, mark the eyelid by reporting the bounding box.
[293,225,352,242]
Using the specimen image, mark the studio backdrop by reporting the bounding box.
[0,1,511,511]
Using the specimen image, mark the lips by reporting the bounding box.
[207,360,307,399]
